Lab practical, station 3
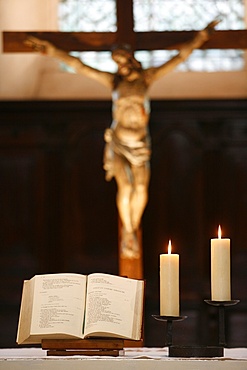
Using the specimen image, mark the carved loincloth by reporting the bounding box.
[103,128,151,181]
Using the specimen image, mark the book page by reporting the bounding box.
[31,273,87,338]
[84,273,144,340]
[16,279,35,344]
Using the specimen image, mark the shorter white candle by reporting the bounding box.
[211,225,231,301]
[160,240,180,316]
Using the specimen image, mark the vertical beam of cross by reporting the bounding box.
[116,0,136,48]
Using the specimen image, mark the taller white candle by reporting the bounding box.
[160,240,180,316]
[211,225,231,301]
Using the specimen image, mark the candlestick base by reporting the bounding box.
[204,299,240,347]
[169,345,223,358]
[152,315,187,347]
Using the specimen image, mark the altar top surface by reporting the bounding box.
[0,347,246,370]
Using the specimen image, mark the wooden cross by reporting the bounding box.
[3,0,247,52]
[3,0,247,279]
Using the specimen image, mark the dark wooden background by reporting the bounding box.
[0,99,246,347]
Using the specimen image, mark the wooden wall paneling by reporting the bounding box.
[0,100,246,348]
[60,119,119,274]
[142,100,247,346]
[0,148,47,346]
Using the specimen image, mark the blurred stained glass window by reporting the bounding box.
[58,0,246,72]
[59,0,117,31]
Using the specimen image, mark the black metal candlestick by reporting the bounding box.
[152,315,187,346]
[204,299,240,346]
[152,314,224,357]
[152,313,225,357]
[152,299,240,357]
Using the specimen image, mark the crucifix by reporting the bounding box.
[3,0,247,280]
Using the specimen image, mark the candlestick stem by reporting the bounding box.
[219,306,225,346]
[152,315,187,347]
[204,300,240,347]
[167,320,173,346]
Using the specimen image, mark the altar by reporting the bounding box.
[0,347,246,370]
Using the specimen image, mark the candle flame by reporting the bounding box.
[168,240,172,254]
[218,225,222,239]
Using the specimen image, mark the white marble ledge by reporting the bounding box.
[0,347,247,360]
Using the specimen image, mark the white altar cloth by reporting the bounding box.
[0,347,247,370]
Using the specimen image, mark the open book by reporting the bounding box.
[17,273,144,345]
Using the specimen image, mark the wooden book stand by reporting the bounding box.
[42,338,125,356]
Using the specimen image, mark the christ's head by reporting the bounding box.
[112,45,142,77]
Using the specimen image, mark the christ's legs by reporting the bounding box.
[114,154,134,233]
[114,155,150,234]
[113,154,150,257]
[116,182,133,233]
[130,164,150,231]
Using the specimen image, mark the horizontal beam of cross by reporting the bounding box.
[3,30,247,53]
